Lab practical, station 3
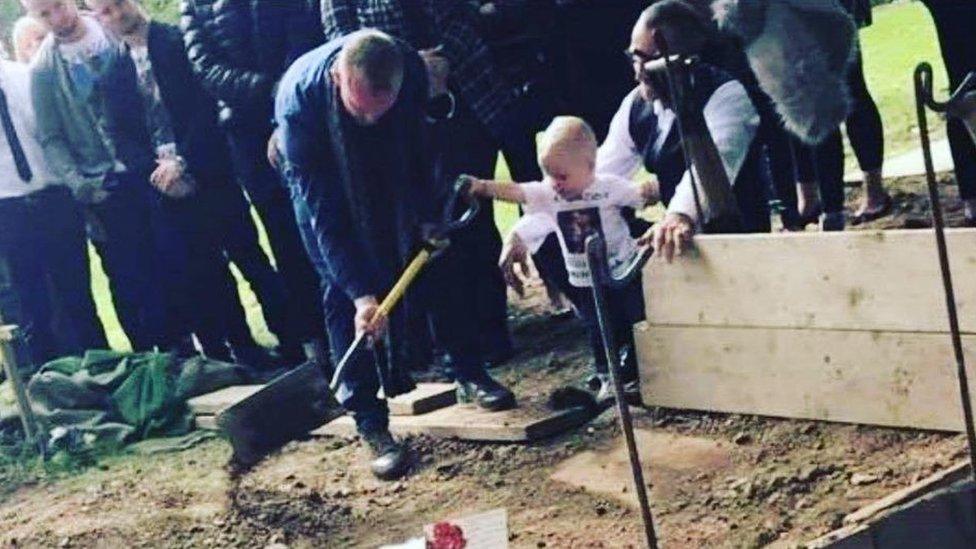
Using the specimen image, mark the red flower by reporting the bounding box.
[428,521,466,549]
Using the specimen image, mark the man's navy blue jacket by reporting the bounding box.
[275,34,440,302]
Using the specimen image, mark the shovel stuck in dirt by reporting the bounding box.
[217,179,482,467]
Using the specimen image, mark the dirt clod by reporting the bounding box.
[733,432,752,445]
[850,472,880,486]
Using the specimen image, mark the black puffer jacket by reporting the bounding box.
[180,0,322,129]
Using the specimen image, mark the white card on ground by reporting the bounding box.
[423,508,508,549]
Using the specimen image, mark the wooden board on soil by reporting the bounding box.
[642,229,976,334]
[197,401,588,443]
[635,322,976,431]
[551,428,738,508]
[311,402,591,442]
[387,382,456,415]
[189,382,456,418]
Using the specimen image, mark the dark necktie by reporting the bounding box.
[0,85,33,183]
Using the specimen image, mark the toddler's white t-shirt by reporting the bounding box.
[513,173,645,287]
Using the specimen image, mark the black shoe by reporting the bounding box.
[167,337,201,360]
[821,212,845,232]
[231,344,280,370]
[586,373,640,406]
[458,376,516,412]
[586,373,614,405]
[851,195,893,226]
[203,342,234,363]
[362,430,409,480]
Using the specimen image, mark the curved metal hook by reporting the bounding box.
[915,63,976,114]
[585,235,654,290]
[610,245,654,290]
[916,63,944,112]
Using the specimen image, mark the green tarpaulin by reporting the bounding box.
[1,350,243,454]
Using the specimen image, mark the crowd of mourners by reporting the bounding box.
[0,0,973,479]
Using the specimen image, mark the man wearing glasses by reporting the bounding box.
[596,6,769,262]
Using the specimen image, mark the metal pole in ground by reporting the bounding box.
[585,235,657,548]
[0,325,44,455]
[914,63,976,485]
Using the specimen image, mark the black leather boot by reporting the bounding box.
[362,430,409,480]
[458,376,516,412]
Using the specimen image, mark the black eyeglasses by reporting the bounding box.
[624,48,661,66]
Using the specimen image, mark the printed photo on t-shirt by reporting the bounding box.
[557,207,604,254]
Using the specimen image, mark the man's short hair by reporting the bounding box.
[339,29,404,94]
[639,0,712,55]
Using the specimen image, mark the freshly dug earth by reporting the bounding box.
[0,174,970,548]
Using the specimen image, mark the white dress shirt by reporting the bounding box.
[0,59,57,199]
[596,80,760,225]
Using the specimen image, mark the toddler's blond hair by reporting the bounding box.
[538,116,598,167]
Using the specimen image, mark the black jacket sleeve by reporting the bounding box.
[102,45,155,176]
[149,23,231,185]
[179,0,274,109]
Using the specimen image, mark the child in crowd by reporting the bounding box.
[467,116,658,401]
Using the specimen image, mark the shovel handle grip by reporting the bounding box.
[438,176,481,236]
[330,178,478,392]
[377,249,431,317]
[329,249,433,392]
[608,244,654,290]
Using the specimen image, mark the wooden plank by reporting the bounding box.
[643,229,976,334]
[196,415,217,431]
[388,383,456,416]
[0,325,43,453]
[311,404,590,442]
[806,522,874,549]
[808,464,976,548]
[190,383,456,418]
[550,429,736,509]
[843,461,970,526]
[187,385,262,415]
[201,403,589,442]
[634,322,976,431]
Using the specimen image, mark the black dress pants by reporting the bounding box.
[227,127,326,349]
[922,0,976,201]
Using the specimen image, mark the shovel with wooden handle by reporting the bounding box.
[585,236,657,548]
[217,178,481,467]
[646,35,743,234]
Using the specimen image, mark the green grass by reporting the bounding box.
[86,0,947,349]
[858,1,947,160]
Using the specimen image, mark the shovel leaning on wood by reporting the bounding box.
[585,236,656,547]
[217,178,481,467]
[914,63,976,503]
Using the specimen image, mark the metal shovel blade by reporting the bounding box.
[216,362,345,467]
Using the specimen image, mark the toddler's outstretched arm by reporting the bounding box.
[467,177,527,204]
